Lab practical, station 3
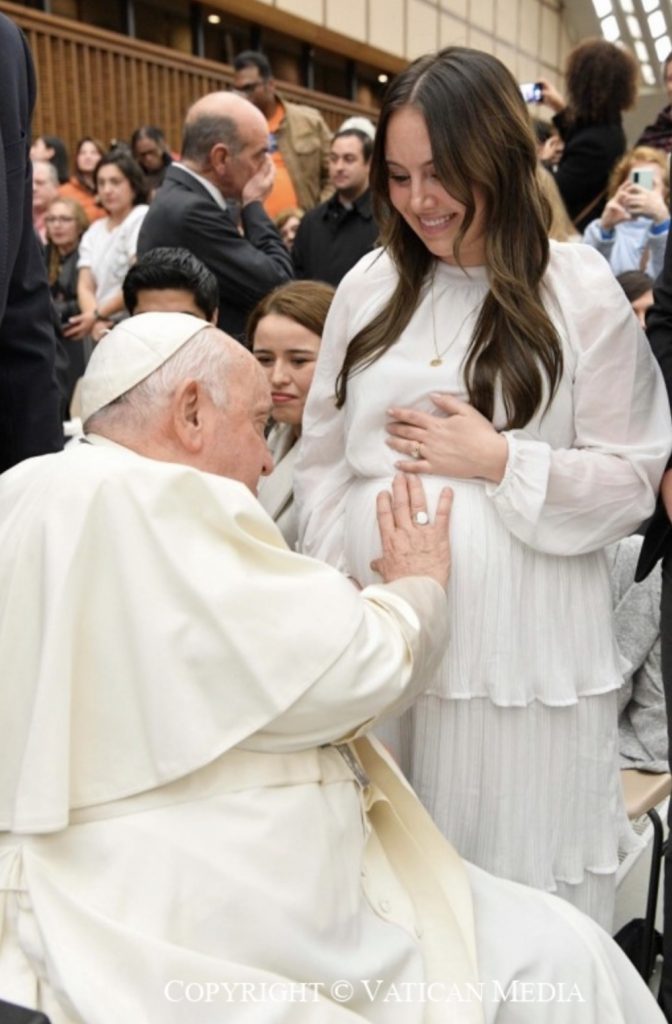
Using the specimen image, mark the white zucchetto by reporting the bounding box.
[80,312,209,423]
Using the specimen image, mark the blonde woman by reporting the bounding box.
[44,196,89,403]
[273,207,304,251]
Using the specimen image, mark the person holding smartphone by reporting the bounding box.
[538,39,638,231]
[583,146,670,280]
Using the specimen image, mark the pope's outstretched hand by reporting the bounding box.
[371,473,452,589]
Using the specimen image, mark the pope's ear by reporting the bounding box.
[172,378,204,452]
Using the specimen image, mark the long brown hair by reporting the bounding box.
[73,136,105,192]
[247,280,335,344]
[536,166,577,243]
[335,46,563,430]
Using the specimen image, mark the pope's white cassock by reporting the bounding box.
[0,437,664,1023]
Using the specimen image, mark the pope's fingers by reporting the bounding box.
[390,473,414,530]
[433,487,454,530]
[375,489,395,544]
[405,473,430,517]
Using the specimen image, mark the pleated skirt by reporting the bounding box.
[346,476,637,930]
[376,693,636,931]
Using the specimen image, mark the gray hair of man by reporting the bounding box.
[181,114,242,167]
[84,325,230,436]
[32,159,59,185]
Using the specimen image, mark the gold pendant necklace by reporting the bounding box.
[430,271,480,367]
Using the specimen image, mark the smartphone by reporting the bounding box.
[631,169,654,189]
[520,82,543,104]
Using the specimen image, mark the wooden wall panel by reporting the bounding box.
[0,0,375,158]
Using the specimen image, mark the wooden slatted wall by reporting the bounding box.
[0,0,376,156]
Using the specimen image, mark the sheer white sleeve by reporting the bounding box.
[484,243,672,555]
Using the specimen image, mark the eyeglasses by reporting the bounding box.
[45,215,76,224]
[235,81,263,94]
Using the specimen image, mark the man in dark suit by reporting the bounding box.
[0,13,62,473]
[636,229,672,1020]
[137,92,293,343]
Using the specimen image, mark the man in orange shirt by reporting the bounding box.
[233,50,332,219]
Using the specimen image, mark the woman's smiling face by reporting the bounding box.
[385,105,487,267]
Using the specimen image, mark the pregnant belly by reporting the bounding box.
[344,475,619,705]
[344,474,489,588]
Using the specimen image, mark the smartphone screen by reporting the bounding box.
[520,82,542,103]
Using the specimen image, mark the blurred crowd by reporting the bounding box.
[30,41,672,429]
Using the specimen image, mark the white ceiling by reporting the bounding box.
[562,0,671,91]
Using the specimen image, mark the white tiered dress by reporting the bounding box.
[295,242,672,931]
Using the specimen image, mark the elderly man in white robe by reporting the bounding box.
[0,313,664,1024]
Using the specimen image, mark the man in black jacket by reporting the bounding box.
[137,91,293,343]
[0,13,62,472]
[292,128,378,286]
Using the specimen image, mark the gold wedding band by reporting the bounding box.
[411,443,422,460]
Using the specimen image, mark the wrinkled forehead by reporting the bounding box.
[33,165,54,183]
[244,357,272,418]
[228,342,271,397]
[248,353,272,403]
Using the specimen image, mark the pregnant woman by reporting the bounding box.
[295,47,672,930]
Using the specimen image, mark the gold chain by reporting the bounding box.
[430,271,480,367]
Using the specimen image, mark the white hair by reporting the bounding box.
[32,159,59,185]
[84,326,233,435]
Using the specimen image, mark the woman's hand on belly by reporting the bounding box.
[386,392,508,484]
